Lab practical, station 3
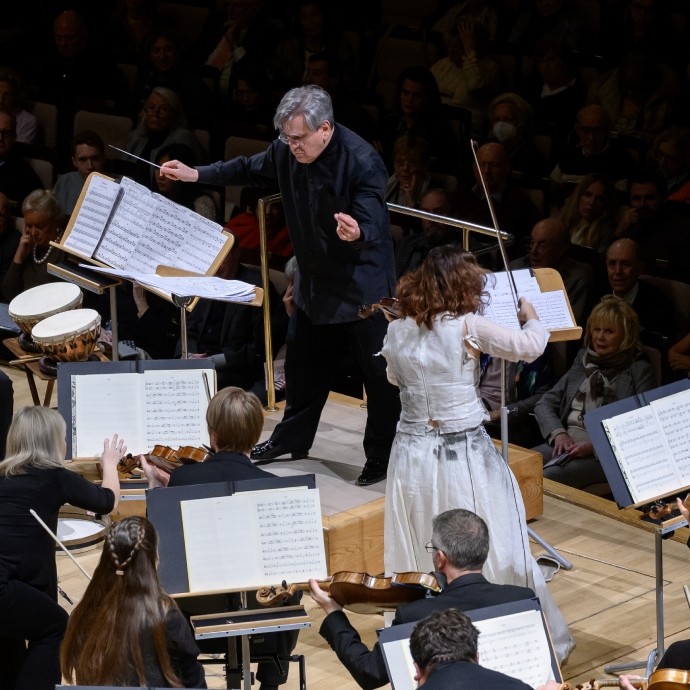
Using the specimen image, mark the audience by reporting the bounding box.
[226,65,276,129]
[509,0,589,54]
[650,126,690,204]
[668,333,690,379]
[0,192,19,289]
[0,109,42,212]
[0,67,37,144]
[386,135,437,210]
[106,0,165,65]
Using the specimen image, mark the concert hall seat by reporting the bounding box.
[24,101,58,150]
[223,136,271,220]
[73,111,134,160]
[24,157,54,190]
[116,63,139,92]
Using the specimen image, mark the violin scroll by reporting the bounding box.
[358,297,400,320]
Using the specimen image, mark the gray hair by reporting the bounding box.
[273,85,334,134]
[22,189,62,223]
[489,92,534,134]
[0,407,66,476]
[431,509,489,570]
[137,86,187,133]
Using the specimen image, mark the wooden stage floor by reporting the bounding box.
[4,364,690,689]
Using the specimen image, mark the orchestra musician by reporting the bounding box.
[0,406,124,690]
[159,84,401,486]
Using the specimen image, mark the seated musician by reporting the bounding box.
[410,609,532,689]
[309,509,535,690]
[61,516,206,688]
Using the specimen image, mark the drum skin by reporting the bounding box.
[32,309,101,362]
[8,283,82,335]
[56,506,110,553]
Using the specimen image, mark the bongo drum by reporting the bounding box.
[57,507,110,553]
[32,308,101,376]
[8,283,83,352]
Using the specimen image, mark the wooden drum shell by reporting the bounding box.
[32,309,101,363]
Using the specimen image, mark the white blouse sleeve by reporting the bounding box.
[380,333,398,386]
[464,313,548,363]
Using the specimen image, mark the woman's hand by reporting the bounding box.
[677,495,690,523]
[458,21,476,54]
[517,297,538,324]
[309,578,340,615]
[139,454,171,488]
[101,434,126,471]
[13,225,34,264]
[567,441,594,459]
[133,285,149,317]
[401,171,418,208]
[160,159,199,182]
[620,676,645,690]
[552,433,574,457]
[668,351,690,372]
[283,281,294,317]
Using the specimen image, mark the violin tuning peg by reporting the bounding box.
[282,579,287,589]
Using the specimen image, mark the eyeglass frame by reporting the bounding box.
[424,542,439,554]
[278,121,328,147]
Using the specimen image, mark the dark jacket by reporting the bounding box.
[0,225,20,294]
[420,660,533,690]
[319,573,535,690]
[168,450,274,487]
[196,125,395,324]
[0,153,42,211]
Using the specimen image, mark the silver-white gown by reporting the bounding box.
[381,312,575,662]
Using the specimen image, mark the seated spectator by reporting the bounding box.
[60,517,205,687]
[226,65,276,129]
[0,109,42,212]
[0,67,38,144]
[615,171,690,267]
[533,296,655,491]
[650,127,690,205]
[0,192,19,289]
[433,1,500,42]
[554,173,619,254]
[668,333,690,379]
[126,88,204,180]
[487,93,548,177]
[603,238,675,341]
[386,136,437,209]
[430,18,501,137]
[551,105,637,189]
[588,51,678,143]
[395,189,461,278]
[271,0,356,90]
[510,219,593,326]
[53,131,105,216]
[179,237,289,395]
[105,0,166,65]
[454,142,539,249]
[509,0,589,54]
[376,67,460,171]
[153,144,217,221]
[410,609,532,689]
[2,190,66,302]
[304,53,375,143]
[312,509,535,690]
[131,27,213,130]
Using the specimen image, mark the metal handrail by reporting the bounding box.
[257,195,514,410]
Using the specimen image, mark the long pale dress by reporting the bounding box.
[381,312,575,662]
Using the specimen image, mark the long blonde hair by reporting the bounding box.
[0,406,66,476]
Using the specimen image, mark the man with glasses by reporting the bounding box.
[161,85,400,486]
[0,110,42,212]
[308,509,535,690]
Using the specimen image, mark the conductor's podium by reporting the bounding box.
[66,440,543,576]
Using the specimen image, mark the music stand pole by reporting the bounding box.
[109,285,119,362]
[172,294,194,359]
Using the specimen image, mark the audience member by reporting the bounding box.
[395,189,461,278]
[0,192,20,289]
[410,609,533,689]
[0,67,37,144]
[130,27,213,130]
[454,141,539,249]
[2,190,66,302]
[304,53,375,142]
[430,18,501,137]
[650,126,690,204]
[533,296,655,491]
[226,65,276,129]
[487,93,547,176]
[105,0,165,65]
[60,517,205,687]
[551,105,636,188]
[510,219,592,326]
[386,136,437,210]
[0,110,42,211]
[434,1,500,42]
[53,131,105,216]
[271,0,356,90]
[312,509,535,690]
[668,333,690,379]
[554,173,619,254]
[616,171,690,267]
[603,238,675,341]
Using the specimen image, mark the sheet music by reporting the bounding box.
[532,291,574,329]
[74,373,143,456]
[650,390,690,484]
[64,175,121,257]
[380,639,418,690]
[143,370,210,449]
[603,406,681,503]
[474,610,555,688]
[174,211,228,274]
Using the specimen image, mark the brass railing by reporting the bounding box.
[258,195,514,411]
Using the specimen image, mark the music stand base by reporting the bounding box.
[605,648,659,676]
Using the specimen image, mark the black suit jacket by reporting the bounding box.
[167,450,273,487]
[421,660,532,690]
[319,573,535,690]
[632,280,675,342]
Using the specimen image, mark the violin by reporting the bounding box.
[176,446,210,464]
[117,445,187,475]
[641,495,690,521]
[567,667,690,688]
[358,297,401,320]
[256,571,442,615]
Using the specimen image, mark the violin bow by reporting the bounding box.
[470,140,520,313]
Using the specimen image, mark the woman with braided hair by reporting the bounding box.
[61,516,206,687]
[0,406,124,690]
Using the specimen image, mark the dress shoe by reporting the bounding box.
[356,457,388,486]
[251,439,309,461]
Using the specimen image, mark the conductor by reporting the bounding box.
[161,85,401,485]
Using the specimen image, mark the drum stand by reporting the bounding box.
[499,359,572,571]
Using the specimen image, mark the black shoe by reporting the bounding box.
[356,457,388,486]
[251,439,309,461]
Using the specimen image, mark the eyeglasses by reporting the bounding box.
[278,127,319,147]
[424,542,438,554]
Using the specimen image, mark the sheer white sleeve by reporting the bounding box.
[464,313,548,363]
[380,334,398,386]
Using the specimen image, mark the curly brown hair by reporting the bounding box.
[396,246,488,330]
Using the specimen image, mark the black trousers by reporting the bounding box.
[0,579,68,690]
[271,306,401,462]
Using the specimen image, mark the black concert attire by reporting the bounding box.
[0,467,115,690]
[0,371,12,460]
[319,573,535,690]
[195,125,401,468]
[166,451,300,687]
[419,660,533,690]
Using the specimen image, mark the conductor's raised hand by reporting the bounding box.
[101,434,127,471]
[335,213,361,242]
[139,453,171,488]
[517,297,538,324]
[160,159,198,182]
[309,578,341,614]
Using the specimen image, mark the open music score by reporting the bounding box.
[180,488,327,593]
